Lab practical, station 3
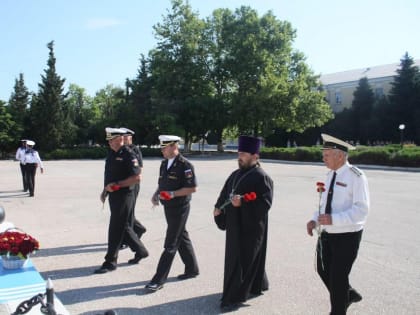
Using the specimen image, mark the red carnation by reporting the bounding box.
[110,184,120,191]
[243,192,257,202]
[159,191,172,200]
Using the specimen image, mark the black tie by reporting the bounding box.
[325,172,337,214]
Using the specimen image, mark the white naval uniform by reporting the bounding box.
[15,147,26,163]
[23,149,44,168]
[16,146,28,190]
[312,161,370,233]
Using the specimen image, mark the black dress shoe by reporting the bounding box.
[347,288,362,310]
[145,282,163,291]
[136,228,146,239]
[128,256,142,264]
[93,263,117,274]
[128,253,148,264]
[177,272,199,280]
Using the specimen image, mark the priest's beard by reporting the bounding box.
[238,158,256,170]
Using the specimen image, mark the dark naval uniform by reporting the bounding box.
[103,145,148,268]
[214,164,274,307]
[150,154,199,286]
[127,144,146,237]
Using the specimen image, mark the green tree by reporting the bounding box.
[66,84,97,145]
[29,41,68,151]
[150,0,212,150]
[7,73,30,141]
[351,77,375,144]
[201,8,237,151]
[0,100,16,156]
[126,55,174,146]
[93,84,126,144]
[388,52,420,144]
[212,6,332,137]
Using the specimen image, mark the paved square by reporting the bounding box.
[1,158,419,314]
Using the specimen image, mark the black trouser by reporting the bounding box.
[19,163,28,191]
[123,183,146,245]
[105,189,148,266]
[151,204,199,284]
[24,163,37,196]
[317,230,363,315]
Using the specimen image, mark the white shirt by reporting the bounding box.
[312,161,370,233]
[15,147,26,164]
[167,157,175,170]
[23,149,44,168]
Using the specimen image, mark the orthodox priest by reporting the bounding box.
[213,135,274,311]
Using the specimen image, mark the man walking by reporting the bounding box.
[23,140,44,197]
[94,128,149,274]
[145,135,199,291]
[213,135,274,311]
[306,133,370,315]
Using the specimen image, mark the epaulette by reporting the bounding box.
[178,155,188,164]
[350,166,362,176]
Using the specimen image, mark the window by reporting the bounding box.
[335,91,342,104]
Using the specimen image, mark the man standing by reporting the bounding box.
[23,140,44,197]
[15,139,28,191]
[213,135,274,311]
[145,135,199,292]
[119,128,147,254]
[94,128,149,274]
[306,133,370,315]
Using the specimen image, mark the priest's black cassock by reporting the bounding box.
[214,164,273,306]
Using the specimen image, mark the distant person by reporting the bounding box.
[213,135,274,311]
[145,135,199,292]
[94,128,149,274]
[119,127,147,254]
[15,139,28,192]
[306,133,370,315]
[23,140,44,197]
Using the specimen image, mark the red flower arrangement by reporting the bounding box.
[219,191,257,210]
[0,230,40,259]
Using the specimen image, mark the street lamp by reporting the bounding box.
[399,124,405,148]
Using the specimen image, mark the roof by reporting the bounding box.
[320,59,420,86]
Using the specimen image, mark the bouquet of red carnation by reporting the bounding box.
[0,230,40,259]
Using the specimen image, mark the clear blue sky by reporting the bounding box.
[1,0,419,101]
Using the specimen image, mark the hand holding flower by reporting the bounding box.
[218,191,257,210]
[159,191,174,200]
[105,183,120,192]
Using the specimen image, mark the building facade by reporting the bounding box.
[320,59,420,112]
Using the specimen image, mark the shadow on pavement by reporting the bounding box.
[35,243,108,257]
[78,292,225,315]
[0,190,29,198]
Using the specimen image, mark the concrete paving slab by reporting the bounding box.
[0,157,419,315]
